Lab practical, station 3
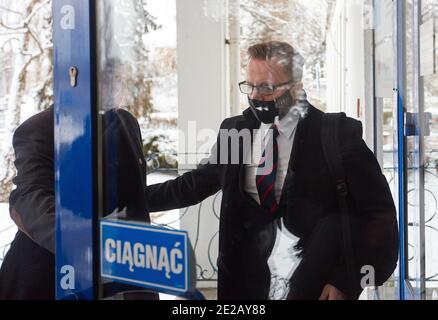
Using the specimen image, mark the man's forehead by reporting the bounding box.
[247,58,288,83]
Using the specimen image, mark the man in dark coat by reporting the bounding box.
[0,106,153,299]
[147,41,399,300]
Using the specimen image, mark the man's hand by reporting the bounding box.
[318,284,348,300]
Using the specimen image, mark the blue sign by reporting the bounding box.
[100,220,189,294]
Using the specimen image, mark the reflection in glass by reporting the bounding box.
[95,0,179,299]
[420,0,438,299]
[373,0,398,300]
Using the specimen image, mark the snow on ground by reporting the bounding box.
[139,73,179,162]
[0,202,17,268]
[150,75,178,114]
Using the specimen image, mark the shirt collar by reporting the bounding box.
[260,106,300,140]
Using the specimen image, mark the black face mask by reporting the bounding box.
[248,90,294,124]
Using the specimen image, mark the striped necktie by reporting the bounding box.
[256,124,279,214]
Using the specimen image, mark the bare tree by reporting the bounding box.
[0,0,159,201]
[240,0,332,75]
[0,0,52,202]
[97,0,159,119]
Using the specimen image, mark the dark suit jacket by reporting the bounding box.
[0,106,152,299]
[147,103,399,299]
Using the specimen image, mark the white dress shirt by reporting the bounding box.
[243,106,302,300]
[244,106,300,204]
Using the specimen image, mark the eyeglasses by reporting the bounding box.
[238,80,294,96]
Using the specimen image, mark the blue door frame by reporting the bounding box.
[53,0,96,300]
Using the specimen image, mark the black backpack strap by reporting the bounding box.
[321,112,357,298]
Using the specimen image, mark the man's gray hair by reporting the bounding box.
[247,41,305,83]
